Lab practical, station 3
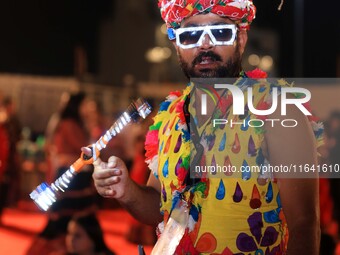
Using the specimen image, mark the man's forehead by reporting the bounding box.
[180,14,235,28]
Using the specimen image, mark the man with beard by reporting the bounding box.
[92,1,322,254]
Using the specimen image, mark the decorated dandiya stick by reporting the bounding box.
[30,98,152,211]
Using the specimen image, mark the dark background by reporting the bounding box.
[0,0,339,81]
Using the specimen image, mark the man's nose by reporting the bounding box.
[199,34,214,50]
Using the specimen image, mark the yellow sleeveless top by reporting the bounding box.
[145,74,323,255]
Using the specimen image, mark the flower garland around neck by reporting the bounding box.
[145,83,209,234]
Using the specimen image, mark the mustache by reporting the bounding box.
[192,51,222,66]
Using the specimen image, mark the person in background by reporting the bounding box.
[26,91,98,255]
[66,214,115,255]
[2,96,22,206]
[0,102,9,224]
[45,92,70,183]
[81,99,126,163]
[51,214,115,255]
[48,91,98,230]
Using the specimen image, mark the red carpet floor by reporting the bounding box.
[3,204,340,255]
[0,205,153,255]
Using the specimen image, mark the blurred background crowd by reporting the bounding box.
[0,0,339,254]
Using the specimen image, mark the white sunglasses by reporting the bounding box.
[168,24,238,49]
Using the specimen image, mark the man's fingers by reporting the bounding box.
[93,168,122,179]
[94,157,118,169]
[96,187,116,198]
[92,156,127,199]
[103,189,116,197]
[95,176,121,188]
[93,157,102,167]
[108,156,123,168]
[108,156,117,163]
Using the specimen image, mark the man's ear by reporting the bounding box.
[237,30,248,55]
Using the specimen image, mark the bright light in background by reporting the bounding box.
[248,54,274,71]
[248,54,260,66]
[260,55,274,71]
[145,47,172,63]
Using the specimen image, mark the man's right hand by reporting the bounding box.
[92,156,132,201]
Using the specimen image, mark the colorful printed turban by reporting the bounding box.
[158,0,256,30]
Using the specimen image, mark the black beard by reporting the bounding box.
[178,48,242,79]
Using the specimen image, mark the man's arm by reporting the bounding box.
[264,103,320,255]
[92,156,163,226]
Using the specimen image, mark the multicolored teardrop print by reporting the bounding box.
[169,101,177,113]
[233,182,243,203]
[162,121,169,135]
[249,184,262,209]
[163,135,172,154]
[159,141,164,153]
[162,182,167,202]
[211,155,217,175]
[162,159,169,178]
[256,148,265,166]
[259,85,266,93]
[207,134,216,151]
[174,134,182,153]
[266,181,274,203]
[224,156,233,176]
[232,133,241,154]
[168,116,177,130]
[218,132,226,151]
[216,179,225,200]
[248,135,256,157]
[241,115,250,131]
[242,160,251,180]
[175,157,182,177]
